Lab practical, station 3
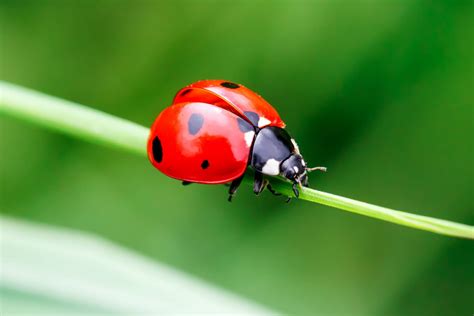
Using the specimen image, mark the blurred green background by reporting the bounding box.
[1,0,473,315]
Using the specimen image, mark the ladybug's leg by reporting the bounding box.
[253,171,267,195]
[301,174,309,187]
[267,183,282,196]
[182,181,192,186]
[228,175,244,202]
[292,182,300,198]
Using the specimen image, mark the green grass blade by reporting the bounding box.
[1,81,473,239]
[0,81,148,157]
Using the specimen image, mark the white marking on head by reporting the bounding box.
[261,158,281,176]
[244,131,255,147]
[291,139,300,154]
[258,117,271,128]
[293,166,299,173]
[302,159,306,167]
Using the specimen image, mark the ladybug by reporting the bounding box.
[147,80,326,201]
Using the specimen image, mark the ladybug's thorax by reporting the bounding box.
[250,126,307,183]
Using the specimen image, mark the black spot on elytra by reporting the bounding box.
[244,111,260,126]
[237,117,254,133]
[188,113,204,135]
[201,160,209,169]
[152,136,163,163]
[180,89,192,96]
[220,81,240,89]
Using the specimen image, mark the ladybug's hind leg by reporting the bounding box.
[228,175,244,202]
[182,181,192,186]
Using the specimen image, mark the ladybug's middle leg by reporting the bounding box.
[267,183,282,196]
[253,171,269,195]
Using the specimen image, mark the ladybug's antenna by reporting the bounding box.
[306,166,327,173]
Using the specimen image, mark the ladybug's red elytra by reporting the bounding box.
[147,80,326,201]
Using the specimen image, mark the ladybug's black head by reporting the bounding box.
[280,153,327,197]
[280,154,308,194]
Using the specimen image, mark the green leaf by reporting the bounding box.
[0,215,273,314]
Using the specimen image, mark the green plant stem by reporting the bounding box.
[0,82,148,157]
[1,81,473,239]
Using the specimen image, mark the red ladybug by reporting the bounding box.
[147,80,326,201]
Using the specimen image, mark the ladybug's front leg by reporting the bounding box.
[301,174,309,187]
